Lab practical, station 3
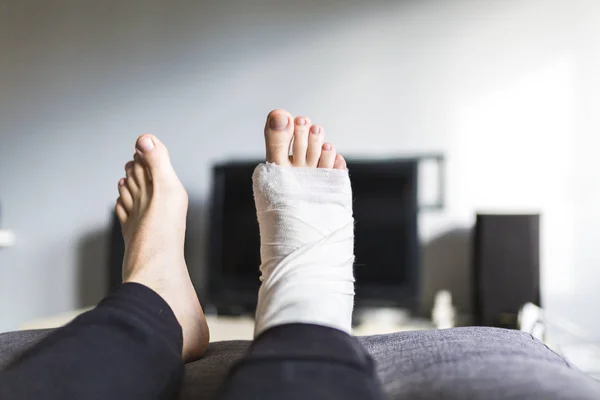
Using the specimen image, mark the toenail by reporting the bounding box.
[323,143,332,151]
[310,125,320,134]
[137,137,155,152]
[296,117,306,126]
[119,178,125,186]
[269,115,289,130]
[125,162,133,170]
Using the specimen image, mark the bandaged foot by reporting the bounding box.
[253,109,355,337]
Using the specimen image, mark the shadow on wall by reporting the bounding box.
[185,198,209,305]
[77,229,109,308]
[420,227,473,317]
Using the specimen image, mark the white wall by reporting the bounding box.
[1,0,599,337]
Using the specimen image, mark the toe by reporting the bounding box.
[318,143,337,169]
[132,158,148,192]
[133,152,152,184]
[118,178,134,211]
[333,154,347,170]
[306,124,324,167]
[264,109,293,166]
[292,116,311,167]
[135,134,177,183]
[125,161,139,195]
[115,199,128,225]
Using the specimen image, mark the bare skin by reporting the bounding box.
[115,134,209,362]
[112,111,340,360]
[263,108,347,169]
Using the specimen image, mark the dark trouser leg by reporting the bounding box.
[220,324,386,400]
[0,283,183,400]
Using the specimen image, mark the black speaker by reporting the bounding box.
[473,214,541,328]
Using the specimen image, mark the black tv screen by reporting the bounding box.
[208,159,420,314]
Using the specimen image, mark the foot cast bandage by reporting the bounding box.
[252,163,355,337]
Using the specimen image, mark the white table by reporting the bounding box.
[20,309,435,342]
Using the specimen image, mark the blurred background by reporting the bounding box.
[0,0,599,365]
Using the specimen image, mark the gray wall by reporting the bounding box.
[1,0,599,338]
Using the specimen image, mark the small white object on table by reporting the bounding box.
[0,230,15,248]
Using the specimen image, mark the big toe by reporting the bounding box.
[264,109,293,166]
[135,134,176,182]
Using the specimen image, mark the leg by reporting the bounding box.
[221,324,383,400]
[0,283,183,400]
[220,110,385,400]
[0,135,209,399]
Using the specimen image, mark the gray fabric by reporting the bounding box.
[2,327,599,399]
[363,327,599,400]
[0,329,53,368]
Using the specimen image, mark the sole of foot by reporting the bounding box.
[115,134,209,362]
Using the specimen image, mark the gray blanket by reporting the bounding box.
[2,327,599,399]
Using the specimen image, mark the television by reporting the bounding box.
[207,159,420,315]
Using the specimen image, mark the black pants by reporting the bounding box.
[0,283,385,400]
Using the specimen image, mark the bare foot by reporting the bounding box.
[115,134,209,362]
[264,109,347,169]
